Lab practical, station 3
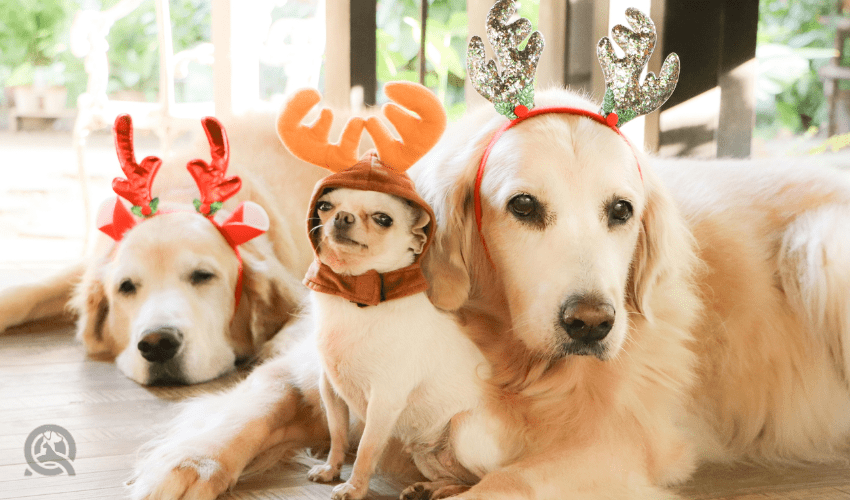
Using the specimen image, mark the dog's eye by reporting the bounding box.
[118,278,137,295]
[317,201,333,212]
[372,213,393,227]
[608,200,633,226]
[508,194,537,217]
[189,270,216,285]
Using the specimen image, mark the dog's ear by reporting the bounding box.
[627,166,697,320]
[417,174,476,312]
[71,262,116,359]
[232,244,306,358]
[409,208,430,255]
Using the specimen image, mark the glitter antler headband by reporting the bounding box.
[277,81,446,173]
[468,1,680,264]
[467,0,543,120]
[597,8,680,127]
[97,114,270,309]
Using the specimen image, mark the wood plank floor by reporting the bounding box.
[1,322,849,500]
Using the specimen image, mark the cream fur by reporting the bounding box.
[1,112,325,385]
[308,188,496,500]
[128,88,850,499]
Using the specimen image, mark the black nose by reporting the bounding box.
[138,327,183,363]
[559,295,615,343]
[334,211,355,230]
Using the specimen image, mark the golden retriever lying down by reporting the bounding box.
[128,87,850,499]
[0,113,327,385]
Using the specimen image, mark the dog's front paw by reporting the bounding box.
[401,480,470,500]
[332,480,368,500]
[308,462,341,483]
[127,457,232,500]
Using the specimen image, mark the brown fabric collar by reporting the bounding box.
[304,258,429,307]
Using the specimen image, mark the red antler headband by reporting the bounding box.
[467,0,680,264]
[97,114,269,310]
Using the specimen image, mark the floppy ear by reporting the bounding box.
[627,165,697,321]
[232,244,306,357]
[70,262,116,359]
[415,158,479,311]
[410,208,430,255]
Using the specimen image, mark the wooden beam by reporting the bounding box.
[715,0,758,158]
[350,0,377,106]
[211,0,260,119]
[323,0,351,109]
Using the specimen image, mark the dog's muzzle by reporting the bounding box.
[558,294,615,359]
[138,326,183,363]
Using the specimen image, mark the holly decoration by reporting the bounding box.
[193,199,223,216]
[131,197,160,217]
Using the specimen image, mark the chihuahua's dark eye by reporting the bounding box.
[608,200,633,226]
[118,279,137,295]
[372,213,393,227]
[190,270,216,285]
[317,201,333,212]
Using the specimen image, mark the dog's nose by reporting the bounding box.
[559,295,615,343]
[334,211,355,230]
[138,327,183,363]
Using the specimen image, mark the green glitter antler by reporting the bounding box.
[597,7,680,127]
[467,0,544,119]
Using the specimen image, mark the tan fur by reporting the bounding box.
[2,112,327,385]
[131,89,850,499]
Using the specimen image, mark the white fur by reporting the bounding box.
[308,189,499,499]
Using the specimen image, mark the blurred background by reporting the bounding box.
[2,0,850,268]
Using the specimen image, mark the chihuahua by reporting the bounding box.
[306,187,497,500]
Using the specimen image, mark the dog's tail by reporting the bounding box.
[779,203,850,388]
[0,261,83,332]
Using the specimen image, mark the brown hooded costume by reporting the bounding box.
[303,152,436,307]
[276,81,447,306]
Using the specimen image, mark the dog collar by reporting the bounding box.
[97,114,269,313]
[304,259,429,307]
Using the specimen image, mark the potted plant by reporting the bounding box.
[0,0,71,113]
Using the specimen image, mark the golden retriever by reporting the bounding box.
[0,113,326,385]
[128,86,850,499]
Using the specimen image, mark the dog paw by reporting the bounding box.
[400,480,470,500]
[331,481,367,500]
[127,457,231,500]
[308,462,341,483]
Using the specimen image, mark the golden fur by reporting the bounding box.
[121,88,850,497]
[0,113,328,385]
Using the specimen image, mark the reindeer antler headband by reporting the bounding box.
[468,1,680,263]
[276,81,446,175]
[98,114,270,310]
[277,81,446,307]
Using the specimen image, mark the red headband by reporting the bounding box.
[97,114,269,312]
[473,107,642,266]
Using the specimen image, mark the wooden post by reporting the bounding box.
[324,0,351,109]
[350,0,377,106]
[715,0,758,158]
[212,0,260,119]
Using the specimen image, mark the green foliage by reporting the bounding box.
[0,0,72,86]
[102,0,210,101]
[756,0,842,136]
[376,0,539,121]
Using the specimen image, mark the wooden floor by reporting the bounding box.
[1,322,849,500]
